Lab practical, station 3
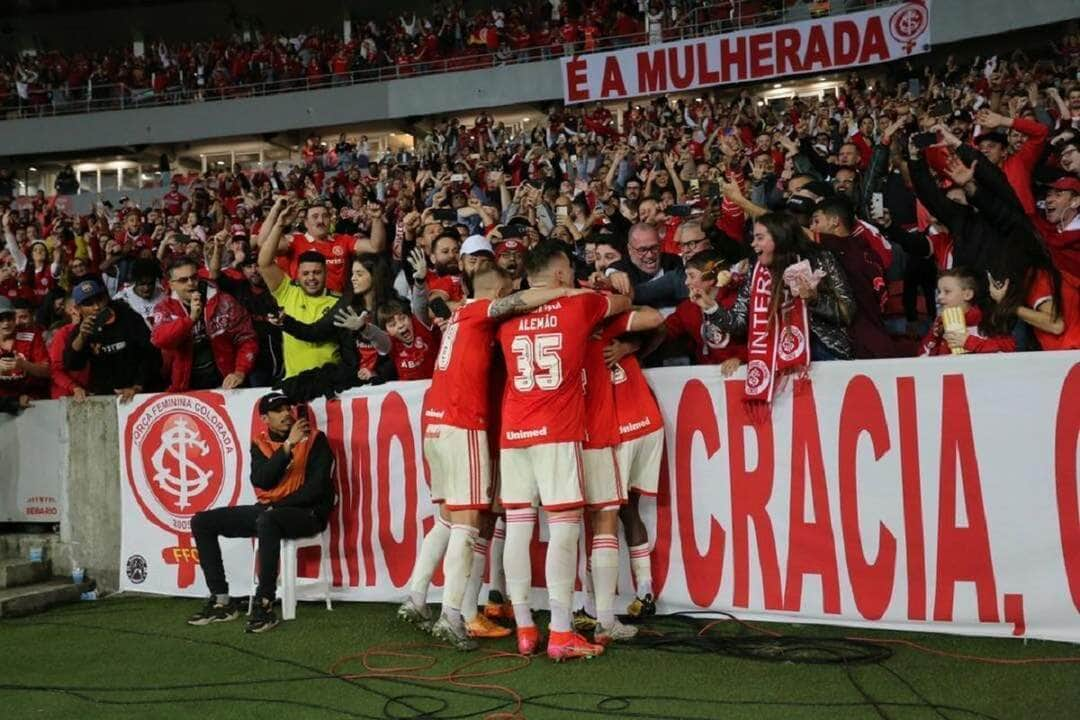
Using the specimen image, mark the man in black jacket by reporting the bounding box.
[188,392,335,633]
[63,278,161,401]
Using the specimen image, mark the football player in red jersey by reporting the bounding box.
[575,305,663,645]
[398,263,590,649]
[497,240,631,661]
[275,203,386,293]
[608,329,669,620]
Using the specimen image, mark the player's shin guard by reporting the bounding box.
[409,513,451,607]
[546,510,582,633]
[629,543,653,598]
[461,536,489,622]
[504,507,537,628]
[591,534,619,627]
[441,524,478,624]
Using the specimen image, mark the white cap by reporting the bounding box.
[460,234,494,257]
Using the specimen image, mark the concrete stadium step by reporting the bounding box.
[0,578,89,618]
[0,533,62,561]
[0,558,52,589]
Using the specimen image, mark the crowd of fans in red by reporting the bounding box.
[1,1,873,110]
[1,21,1078,414]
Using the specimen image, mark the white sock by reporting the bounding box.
[629,542,653,598]
[546,510,581,633]
[591,534,620,627]
[489,520,507,597]
[462,536,489,622]
[582,558,597,617]
[441,524,477,616]
[408,514,451,607]
[504,507,537,628]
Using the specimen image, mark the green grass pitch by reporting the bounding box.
[2,595,1078,719]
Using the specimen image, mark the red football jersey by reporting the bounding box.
[604,323,664,443]
[583,313,633,449]
[286,232,354,293]
[426,274,464,302]
[498,292,610,448]
[423,298,500,430]
[0,328,48,397]
[664,293,745,365]
[390,315,440,381]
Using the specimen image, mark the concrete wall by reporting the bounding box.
[58,397,121,592]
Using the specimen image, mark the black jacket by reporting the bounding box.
[251,431,335,523]
[63,300,161,394]
[214,273,284,383]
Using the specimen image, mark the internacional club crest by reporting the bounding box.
[889,2,928,54]
[125,393,242,534]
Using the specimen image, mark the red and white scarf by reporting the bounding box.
[744,261,811,405]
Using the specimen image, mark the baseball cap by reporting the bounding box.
[495,238,525,258]
[258,391,292,414]
[460,235,494,258]
[1047,176,1080,193]
[951,109,973,123]
[72,279,107,305]
[0,296,13,316]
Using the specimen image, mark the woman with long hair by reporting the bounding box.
[700,212,855,403]
[276,253,397,400]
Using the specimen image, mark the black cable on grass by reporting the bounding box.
[1,610,1004,720]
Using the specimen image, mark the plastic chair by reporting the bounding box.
[249,527,333,621]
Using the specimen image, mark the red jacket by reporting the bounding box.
[151,288,258,391]
[48,323,90,398]
[1000,117,1048,217]
[919,307,1015,356]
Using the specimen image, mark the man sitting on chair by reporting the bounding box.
[188,391,334,633]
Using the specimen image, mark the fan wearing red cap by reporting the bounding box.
[495,238,526,287]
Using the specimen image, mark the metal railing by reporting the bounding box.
[3,1,898,121]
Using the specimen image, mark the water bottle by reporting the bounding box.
[71,566,85,584]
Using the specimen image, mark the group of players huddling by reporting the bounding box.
[398,238,665,662]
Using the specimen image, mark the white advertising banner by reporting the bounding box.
[561,2,932,104]
[0,399,66,523]
[118,352,1080,643]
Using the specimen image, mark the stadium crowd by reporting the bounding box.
[1,28,1079,415]
[2,1,882,111]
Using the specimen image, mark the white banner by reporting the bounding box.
[561,2,932,104]
[118,352,1080,643]
[0,400,66,523]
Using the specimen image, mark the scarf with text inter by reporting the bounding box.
[744,261,811,406]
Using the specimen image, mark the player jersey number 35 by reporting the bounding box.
[498,292,610,448]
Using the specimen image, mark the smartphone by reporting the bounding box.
[870,192,885,220]
[432,208,457,222]
[912,132,938,150]
[689,178,701,192]
[668,204,693,217]
[296,404,310,423]
[429,297,452,320]
[450,173,467,183]
[556,206,569,218]
[197,278,209,302]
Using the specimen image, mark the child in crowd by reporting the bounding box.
[919,268,1015,356]
[664,249,746,375]
[378,295,440,380]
